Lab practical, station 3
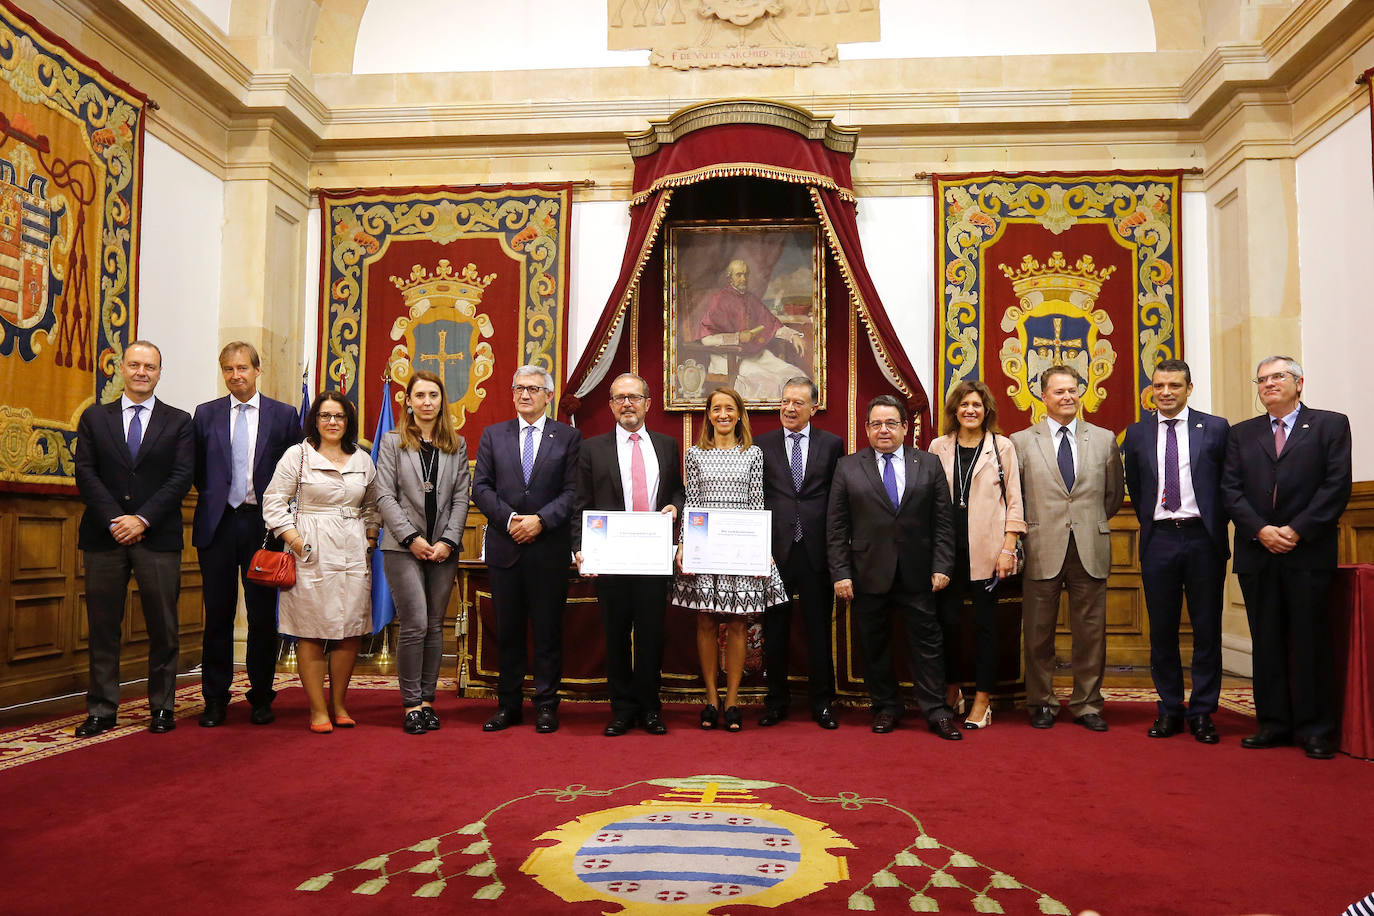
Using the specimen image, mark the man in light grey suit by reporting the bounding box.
[1011,365,1124,731]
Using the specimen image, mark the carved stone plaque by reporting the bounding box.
[608,0,880,69]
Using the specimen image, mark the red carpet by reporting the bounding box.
[3,679,1371,915]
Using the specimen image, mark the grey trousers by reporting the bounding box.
[83,544,182,717]
[383,549,460,707]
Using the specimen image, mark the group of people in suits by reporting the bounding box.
[72,343,1351,757]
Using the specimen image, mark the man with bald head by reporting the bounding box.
[73,340,194,737]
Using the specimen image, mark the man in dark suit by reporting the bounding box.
[1222,355,1351,760]
[1123,359,1230,744]
[757,376,845,729]
[73,340,194,736]
[472,364,581,734]
[572,373,684,737]
[827,394,961,740]
[191,342,300,727]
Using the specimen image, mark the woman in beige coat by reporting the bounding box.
[263,391,379,733]
[929,379,1026,729]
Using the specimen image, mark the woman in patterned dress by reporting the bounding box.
[672,387,787,732]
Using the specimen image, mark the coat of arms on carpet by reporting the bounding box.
[298,774,1071,913]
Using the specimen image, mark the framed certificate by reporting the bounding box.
[579,511,674,576]
[680,508,771,576]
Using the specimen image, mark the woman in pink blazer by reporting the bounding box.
[928,380,1027,729]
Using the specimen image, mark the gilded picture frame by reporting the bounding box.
[665,221,826,411]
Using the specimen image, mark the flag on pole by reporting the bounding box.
[368,381,396,633]
[299,369,310,429]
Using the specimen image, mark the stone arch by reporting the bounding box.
[308,0,369,74]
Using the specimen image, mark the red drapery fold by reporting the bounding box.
[563,106,928,443]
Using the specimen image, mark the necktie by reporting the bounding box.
[229,403,250,508]
[1162,418,1180,512]
[789,432,805,541]
[1273,418,1286,456]
[127,405,144,461]
[521,424,535,485]
[1057,426,1075,492]
[628,432,650,511]
[882,452,900,509]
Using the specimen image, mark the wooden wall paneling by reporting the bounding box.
[1339,481,1374,565]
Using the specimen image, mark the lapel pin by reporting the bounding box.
[1195,423,1202,428]
[1301,424,1309,429]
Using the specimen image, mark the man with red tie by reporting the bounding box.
[1221,356,1351,759]
[1123,359,1230,744]
[573,373,683,736]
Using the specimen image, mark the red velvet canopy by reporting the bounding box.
[562,100,929,449]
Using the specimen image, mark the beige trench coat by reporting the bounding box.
[929,433,1028,580]
[262,442,380,640]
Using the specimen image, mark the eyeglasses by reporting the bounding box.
[866,419,905,430]
[317,412,347,423]
[512,384,549,395]
[610,394,647,405]
[1254,372,1294,386]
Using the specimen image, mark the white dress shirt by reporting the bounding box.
[784,423,811,479]
[229,392,262,505]
[616,423,660,511]
[1047,416,1079,474]
[120,394,157,438]
[509,414,548,529]
[1153,406,1200,520]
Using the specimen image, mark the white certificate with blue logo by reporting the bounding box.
[580,511,674,576]
[680,508,771,576]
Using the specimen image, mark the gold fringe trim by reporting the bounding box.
[808,186,912,402]
[632,164,856,206]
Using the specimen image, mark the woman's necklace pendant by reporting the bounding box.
[423,481,434,493]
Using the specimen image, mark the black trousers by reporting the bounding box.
[84,544,181,717]
[595,575,668,719]
[762,545,836,716]
[1141,524,1225,718]
[197,504,279,707]
[852,567,949,722]
[490,556,568,710]
[1238,563,1336,740]
[934,553,1000,694]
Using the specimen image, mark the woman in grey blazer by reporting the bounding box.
[375,370,471,734]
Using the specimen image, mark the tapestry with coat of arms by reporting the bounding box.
[317,184,573,449]
[0,0,148,491]
[933,171,1183,438]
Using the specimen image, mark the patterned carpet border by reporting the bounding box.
[0,674,1254,773]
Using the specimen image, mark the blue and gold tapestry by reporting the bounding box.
[0,0,147,491]
[934,171,1182,437]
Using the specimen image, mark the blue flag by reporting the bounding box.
[299,371,310,429]
[368,382,396,633]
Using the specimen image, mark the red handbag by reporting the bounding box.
[246,447,304,589]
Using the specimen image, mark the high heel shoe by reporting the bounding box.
[700,703,719,730]
[948,693,966,717]
[724,706,743,732]
[962,706,991,730]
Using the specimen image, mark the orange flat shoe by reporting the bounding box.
[309,721,334,734]
[333,716,356,728]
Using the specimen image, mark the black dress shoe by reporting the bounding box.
[403,709,428,735]
[198,701,227,728]
[1029,705,1057,729]
[421,707,440,731]
[74,715,116,738]
[1074,713,1108,732]
[871,711,897,734]
[604,716,634,737]
[641,713,667,735]
[1302,736,1337,759]
[1148,714,1184,738]
[758,708,787,727]
[535,706,559,734]
[249,705,275,726]
[814,707,839,730]
[483,708,522,732]
[1187,714,1219,744]
[148,709,176,733]
[1241,730,1292,749]
[930,717,964,741]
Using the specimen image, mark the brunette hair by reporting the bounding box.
[305,390,358,454]
[695,387,752,451]
[941,379,1002,436]
[395,370,463,454]
[218,341,260,369]
[866,394,908,426]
